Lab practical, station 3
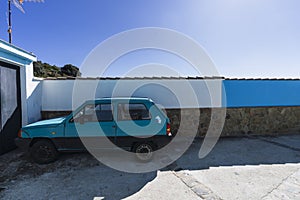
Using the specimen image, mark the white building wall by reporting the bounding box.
[42,80,75,111]
[19,65,27,126]
[42,79,223,111]
[25,63,42,123]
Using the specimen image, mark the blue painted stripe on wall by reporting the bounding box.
[0,51,30,65]
[222,80,300,107]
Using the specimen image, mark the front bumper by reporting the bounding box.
[14,138,31,151]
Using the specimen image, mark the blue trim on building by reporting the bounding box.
[0,50,31,65]
[0,39,36,65]
[223,80,300,107]
[0,39,35,57]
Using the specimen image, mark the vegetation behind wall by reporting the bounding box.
[33,61,81,78]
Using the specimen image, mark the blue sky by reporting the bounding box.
[0,0,299,78]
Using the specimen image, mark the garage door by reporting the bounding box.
[0,61,21,155]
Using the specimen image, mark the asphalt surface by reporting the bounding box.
[0,135,300,200]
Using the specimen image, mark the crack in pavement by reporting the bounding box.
[260,168,300,199]
[172,170,222,200]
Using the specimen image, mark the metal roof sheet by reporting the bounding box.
[42,76,300,81]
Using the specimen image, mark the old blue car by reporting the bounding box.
[16,97,172,164]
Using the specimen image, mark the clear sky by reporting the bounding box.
[0,0,299,78]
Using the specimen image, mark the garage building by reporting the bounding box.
[0,40,37,155]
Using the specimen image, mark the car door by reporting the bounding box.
[64,103,116,150]
[116,102,152,148]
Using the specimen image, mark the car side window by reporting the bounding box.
[73,104,113,123]
[95,104,113,122]
[72,107,85,122]
[118,103,151,121]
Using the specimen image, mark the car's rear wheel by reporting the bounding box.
[30,140,59,164]
[133,142,154,162]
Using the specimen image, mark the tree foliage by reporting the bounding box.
[33,61,81,78]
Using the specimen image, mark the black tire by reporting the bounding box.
[30,140,59,164]
[133,142,154,162]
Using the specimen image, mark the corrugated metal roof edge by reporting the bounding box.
[41,76,300,81]
[224,78,300,80]
[42,76,225,80]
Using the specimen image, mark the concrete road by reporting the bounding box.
[1,135,300,200]
[127,135,300,200]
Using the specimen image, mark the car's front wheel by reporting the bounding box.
[30,140,59,164]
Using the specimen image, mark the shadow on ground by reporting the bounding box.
[0,135,300,199]
[0,150,158,200]
[170,135,300,171]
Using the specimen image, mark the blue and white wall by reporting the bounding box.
[40,78,300,114]
[39,77,300,136]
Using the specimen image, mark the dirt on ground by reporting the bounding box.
[0,148,99,188]
[0,148,158,200]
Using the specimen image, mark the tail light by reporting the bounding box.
[166,123,172,137]
[18,129,22,138]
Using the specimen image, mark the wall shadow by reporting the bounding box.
[0,108,20,155]
[26,80,42,124]
[162,135,300,171]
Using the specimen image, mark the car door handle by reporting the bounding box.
[112,125,116,128]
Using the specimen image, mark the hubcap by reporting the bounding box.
[136,144,153,161]
[37,145,52,160]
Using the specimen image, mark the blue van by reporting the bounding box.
[16,97,172,164]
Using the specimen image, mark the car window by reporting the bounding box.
[118,103,151,121]
[85,104,95,116]
[95,104,113,121]
[73,103,113,122]
[73,108,85,122]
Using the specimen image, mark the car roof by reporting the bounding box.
[85,97,153,103]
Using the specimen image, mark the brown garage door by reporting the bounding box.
[0,61,21,155]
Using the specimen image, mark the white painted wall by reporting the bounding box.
[25,64,42,123]
[42,79,223,111]
[19,65,27,126]
[20,62,42,125]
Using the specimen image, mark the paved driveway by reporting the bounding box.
[1,135,300,200]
